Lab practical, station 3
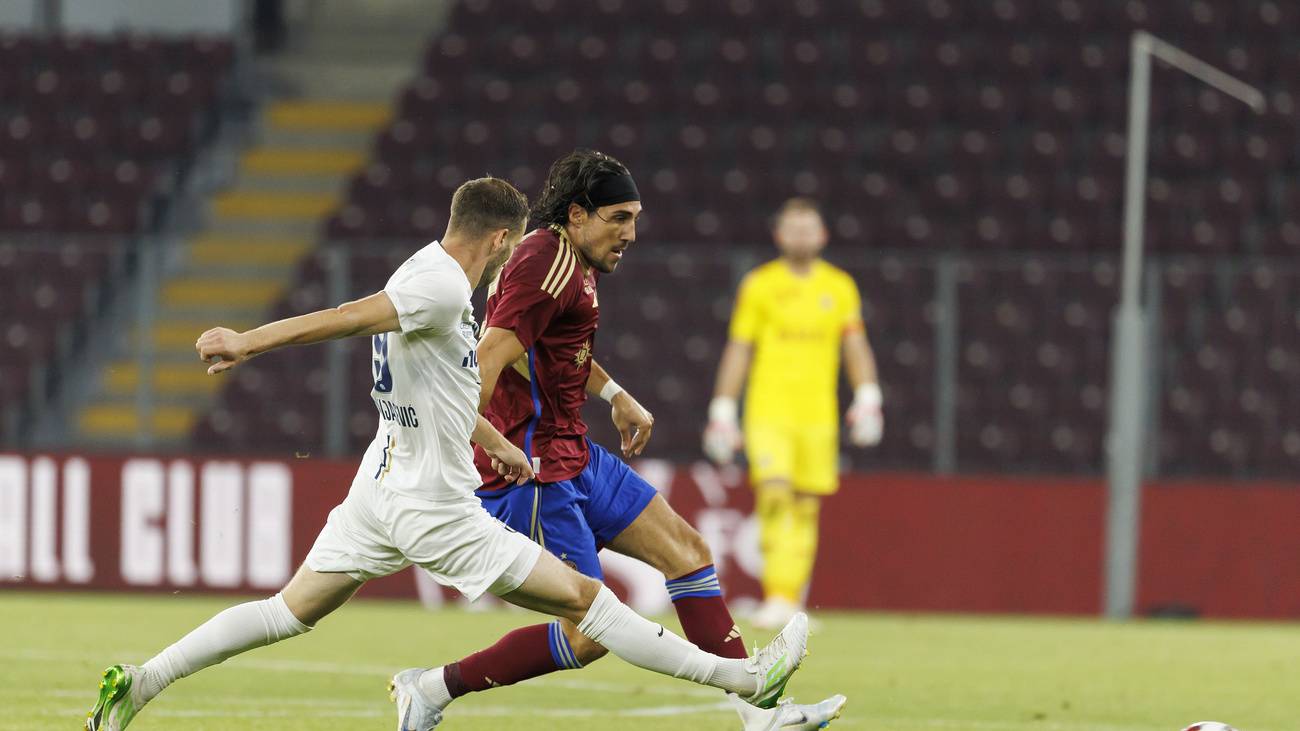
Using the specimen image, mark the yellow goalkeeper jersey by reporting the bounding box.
[729,258,864,427]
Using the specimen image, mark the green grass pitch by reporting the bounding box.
[3,591,1298,730]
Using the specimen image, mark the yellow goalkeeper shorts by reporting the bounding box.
[743,421,840,495]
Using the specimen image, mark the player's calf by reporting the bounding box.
[559,617,610,665]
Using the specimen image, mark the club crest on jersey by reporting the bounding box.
[574,339,591,368]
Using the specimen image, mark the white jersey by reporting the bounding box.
[355,240,483,501]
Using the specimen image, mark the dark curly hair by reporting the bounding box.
[530,148,631,228]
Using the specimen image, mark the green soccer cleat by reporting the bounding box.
[741,612,810,710]
[85,665,148,731]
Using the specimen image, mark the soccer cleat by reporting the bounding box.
[389,668,443,731]
[756,694,848,730]
[85,665,148,731]
[741,612,810,709]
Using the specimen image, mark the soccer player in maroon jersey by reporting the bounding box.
[414,150,846,729]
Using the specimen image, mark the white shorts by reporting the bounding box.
[305,472,542,601]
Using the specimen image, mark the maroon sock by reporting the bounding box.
[443,622,572,698]
[667,565,748,660]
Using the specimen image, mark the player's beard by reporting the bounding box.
[579,227,619,274]
[785,250,816,266]
[478,246,511,289]
[478,258,505,289]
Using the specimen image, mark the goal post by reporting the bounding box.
[1103,31,1265,620]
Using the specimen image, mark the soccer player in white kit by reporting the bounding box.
[84,177,809,731]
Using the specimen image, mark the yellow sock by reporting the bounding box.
[782,494,820,602]
[756,483,794,602]
[756,486,821,603]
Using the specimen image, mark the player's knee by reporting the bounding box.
[793,494,821,520]
[556,575,602,624]
[679,527,714,570]
[755,483,793,517]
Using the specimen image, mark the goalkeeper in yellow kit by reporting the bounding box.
[704,197,883,629]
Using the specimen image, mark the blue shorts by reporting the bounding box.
[476,439,657,579]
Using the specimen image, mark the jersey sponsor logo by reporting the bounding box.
[374,398,419,428]
[573,339,591,368]
[371,333,393,393]
[776,326,830,342]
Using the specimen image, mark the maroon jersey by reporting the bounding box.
[475,227,599,490]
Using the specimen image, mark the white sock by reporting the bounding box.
[575,586,756,695]
[139,593,310,701]
[416,666,453,709]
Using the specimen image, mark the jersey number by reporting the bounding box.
[372,333,393,393]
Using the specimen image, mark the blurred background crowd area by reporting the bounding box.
[1,0,1297,479]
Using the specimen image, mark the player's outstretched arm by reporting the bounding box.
[703,339,752,464]
[843,330,883,447]
[586,359,654,458]
[195,291,401,375]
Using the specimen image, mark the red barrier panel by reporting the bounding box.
[808,474,1105,614]
[1139,482,1300,619]
[2,453,1297,618]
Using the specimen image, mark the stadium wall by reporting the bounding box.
[2,452,1298,620]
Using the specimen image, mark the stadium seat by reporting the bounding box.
[169,3,1300,476]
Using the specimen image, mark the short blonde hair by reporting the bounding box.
[448,177,529,237]
[772,197,824,227]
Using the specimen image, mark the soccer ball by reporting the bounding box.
[1181,723,1237,731]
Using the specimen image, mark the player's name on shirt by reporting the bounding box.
[374,398,420,428]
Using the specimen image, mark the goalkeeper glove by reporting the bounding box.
[703,396,742,464]
[846,383,884,447]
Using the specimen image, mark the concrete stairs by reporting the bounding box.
[74,1,446,446]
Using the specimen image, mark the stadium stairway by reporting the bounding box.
[74,0,447,447]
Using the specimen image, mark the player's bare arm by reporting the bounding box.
[842,329,883,447]
[475,325,528,411]
[195,291,402,375]
[711,339,753,402]
[703,339,752,464]
[471,414,535,486]
[587,359,654,458]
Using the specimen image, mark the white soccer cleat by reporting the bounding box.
[741,612,810,709]
[85,665,149,731]
[763,694,848,730]
[389,668,443,731]
[732,691,847,730]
